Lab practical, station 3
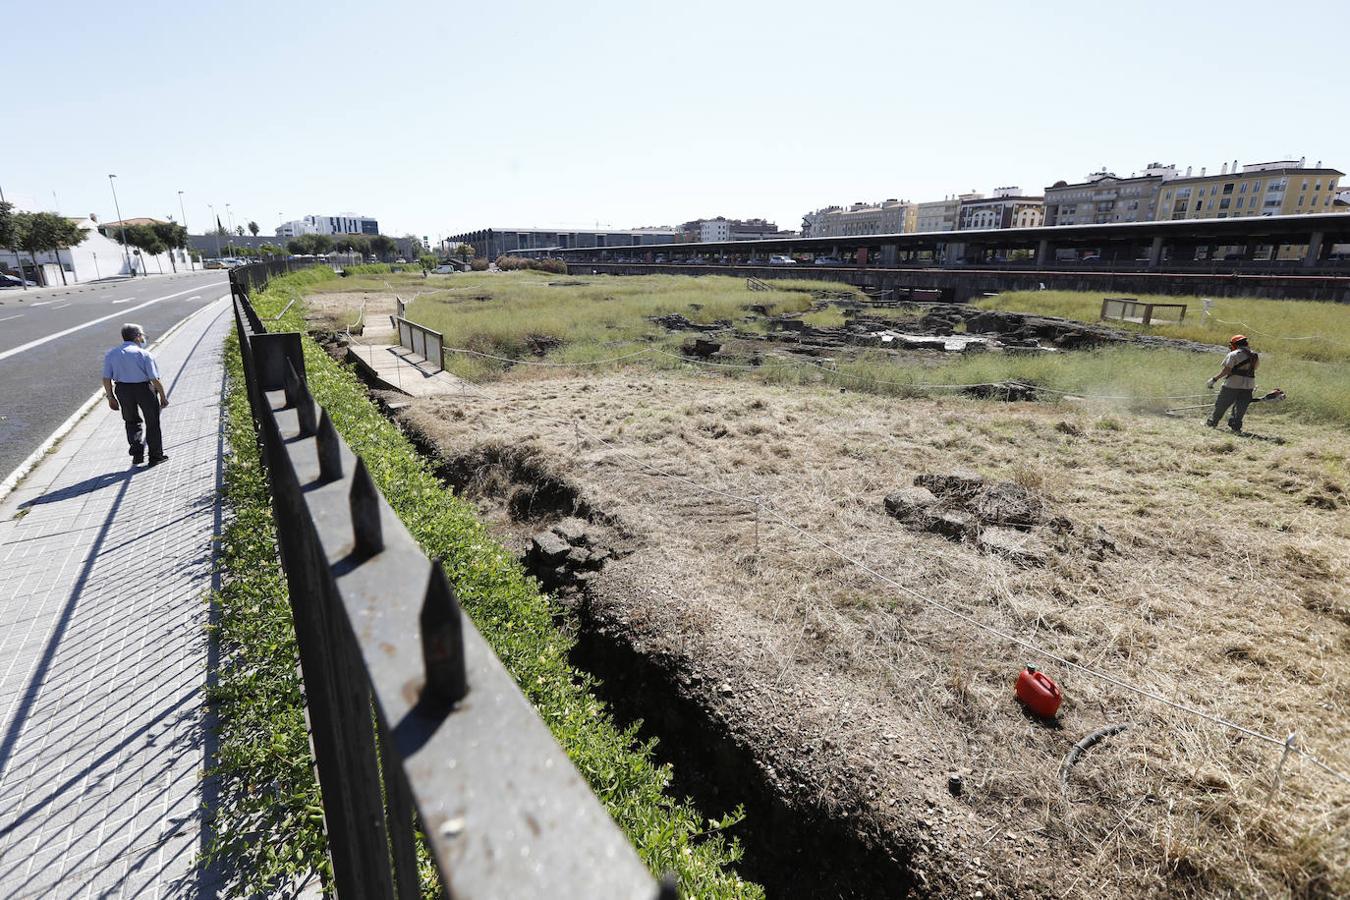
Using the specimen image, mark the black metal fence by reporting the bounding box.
[228,262,658,898]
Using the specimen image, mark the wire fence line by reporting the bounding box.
[563,420,1350,788]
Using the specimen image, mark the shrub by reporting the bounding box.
[469,257,489,271]
[495,254,568,274]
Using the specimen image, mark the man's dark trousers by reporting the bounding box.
[114,381,162,460]
[1208,386,1253,432]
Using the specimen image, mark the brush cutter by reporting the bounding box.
[1166,388,1286,414]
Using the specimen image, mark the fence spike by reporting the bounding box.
[289,363,318,437]
[316,408,343,482]
[420,558,468,706]
[655,872,679,900]
[350,457,384,556]
[283,358,304,410]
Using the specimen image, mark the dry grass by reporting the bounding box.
[400,368,1350,898]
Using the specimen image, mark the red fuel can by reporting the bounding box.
[1015,665,1062,718]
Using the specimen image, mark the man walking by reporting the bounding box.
[102,323,169,466]
[1206,334,1258,433]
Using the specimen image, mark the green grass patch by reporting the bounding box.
[402,274,1349,425]
[242,267,762,898]
[406,272,834,359]
[207,334,329,894]
[976,290,1350,364]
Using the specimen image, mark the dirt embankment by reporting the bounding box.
[390,370,1349,899]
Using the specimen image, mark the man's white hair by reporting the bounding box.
[121,323,144,341]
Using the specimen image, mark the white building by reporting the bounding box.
[957,188,1045,230]
[0,216,191,286]
[914,193,982,233]
[802,200,915,238]
[276,214,380,237]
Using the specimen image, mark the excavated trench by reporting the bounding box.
[378,401,922,898]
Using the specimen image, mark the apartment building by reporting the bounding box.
[1154,159,1343,220]
[914,194,983,233]
[1043,164,1177,225]
[957,188,1044,230]
[276,214,380,237]
[681,217,782,242]
[800,200,915,238]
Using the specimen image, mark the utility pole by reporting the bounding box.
[108,174,133,275]
[208,203,221,258]
[178,190,193,270]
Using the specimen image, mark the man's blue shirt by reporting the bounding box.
[103,341,160,383]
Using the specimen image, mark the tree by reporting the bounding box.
[152,221,188,273]
[369,234,396,261]
[235,225,245,237]
[247,220,260,237]
[109,223,167,275]
[0,201,15,253]
[286,233,334,256]
[418,253,437,270]
[456,242,474,261]
[14,211,88,286]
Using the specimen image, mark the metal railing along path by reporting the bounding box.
[393,315,444,372]
[227,262,658,899]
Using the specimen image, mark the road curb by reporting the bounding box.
[0,293,231,508]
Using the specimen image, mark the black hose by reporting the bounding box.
[1060,724,1129,799]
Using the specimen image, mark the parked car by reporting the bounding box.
[813,256,844,265]
[769,255,796,265]
[395,257,407,263]
[432,264,458,274]
[0,272,37,287]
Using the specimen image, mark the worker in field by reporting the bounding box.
[1206,335,1259,433]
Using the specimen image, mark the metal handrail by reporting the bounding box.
[391,315,444,373]
[227,263,657,899]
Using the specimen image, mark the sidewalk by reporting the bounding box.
[0,297,232,897]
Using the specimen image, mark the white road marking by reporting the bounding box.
[28,301,53,307]
[186,295,201,301]
[0,282,227,363]
[0,314,22,322]
[51,303,70,310]
[112,297,134,304]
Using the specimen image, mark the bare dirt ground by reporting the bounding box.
[394,366,1349,899]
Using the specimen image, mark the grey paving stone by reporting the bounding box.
[0,298,232,898]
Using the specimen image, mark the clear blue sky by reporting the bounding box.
[2,0,1344,244]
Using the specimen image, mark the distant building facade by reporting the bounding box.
[957,188,1044,230]
[1154,159,1343,220]
[801,200,915,238]
[444,226,680,260]
[1043,164,1178,226]
[681,217,782,242]
[914,194,981,233]
[277,214,380,237]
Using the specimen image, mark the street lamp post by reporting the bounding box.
[208,203,221,258]
[178,190,194,270]
[108,174,132,275]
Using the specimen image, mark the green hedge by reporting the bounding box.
[226,267,761,897]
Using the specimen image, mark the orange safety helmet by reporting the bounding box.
[1229,334,1249,349]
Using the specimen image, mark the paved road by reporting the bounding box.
[0,271,229,478]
